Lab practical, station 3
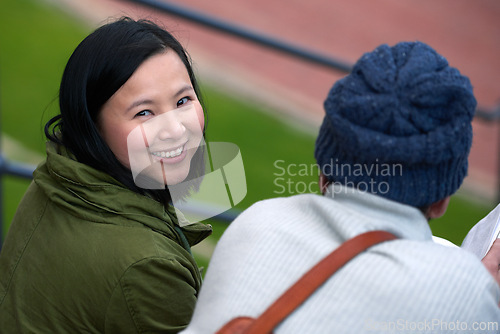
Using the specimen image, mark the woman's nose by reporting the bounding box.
[157,111,185,141]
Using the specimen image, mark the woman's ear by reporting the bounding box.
[319,172,330,195]
[426,196,451,219]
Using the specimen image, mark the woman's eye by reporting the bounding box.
[135,110,152,117]
[177,97,191,107]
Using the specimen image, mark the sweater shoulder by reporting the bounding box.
[234,194,327,225]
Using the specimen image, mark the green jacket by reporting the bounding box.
[0,144,212,333]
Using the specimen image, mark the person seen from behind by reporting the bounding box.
[182,41,500,334]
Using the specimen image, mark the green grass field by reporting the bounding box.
[0,0,495,265]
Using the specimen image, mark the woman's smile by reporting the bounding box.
[150,143,187,164]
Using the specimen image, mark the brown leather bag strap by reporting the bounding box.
[244,230,398,334]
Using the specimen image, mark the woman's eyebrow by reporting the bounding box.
[174,85,194,97]
[126,99,154,112]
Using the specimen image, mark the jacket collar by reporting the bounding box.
[324,183,433,241]
[34,143,211,247]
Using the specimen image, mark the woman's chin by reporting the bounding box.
[133,163,190,189]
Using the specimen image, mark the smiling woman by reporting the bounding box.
[0,17,212,333]
[98,51,205,188]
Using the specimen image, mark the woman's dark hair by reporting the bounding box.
[45,17,206,205]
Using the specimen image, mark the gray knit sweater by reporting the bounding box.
[184,185,500,333]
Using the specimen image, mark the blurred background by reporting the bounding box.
[1,0,499,266]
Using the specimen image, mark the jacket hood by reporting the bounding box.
[33,143,211,247]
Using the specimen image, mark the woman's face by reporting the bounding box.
[98,50,205,187]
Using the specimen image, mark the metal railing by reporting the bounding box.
[1,0,499,248]
[122,0,500,121]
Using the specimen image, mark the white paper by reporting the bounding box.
[461,203,500,259]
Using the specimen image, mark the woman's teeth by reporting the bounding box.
[152,147,183,158]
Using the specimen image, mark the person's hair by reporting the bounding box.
[45,17,206,205]
[418,205,431,218]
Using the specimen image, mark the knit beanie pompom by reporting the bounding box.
[314,41,476,208]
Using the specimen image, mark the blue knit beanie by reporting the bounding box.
[314,41,476,207]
